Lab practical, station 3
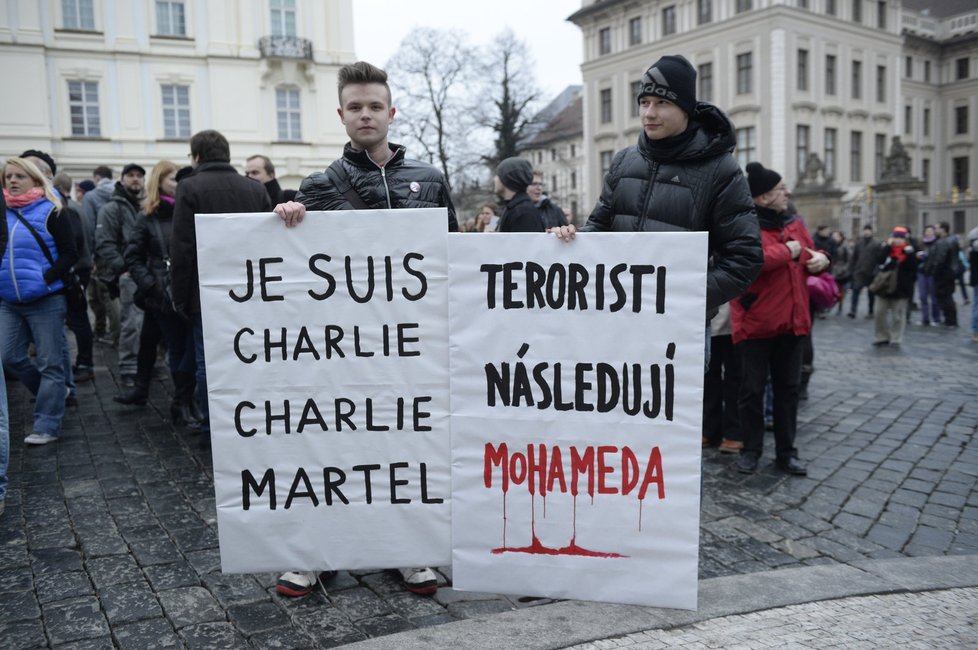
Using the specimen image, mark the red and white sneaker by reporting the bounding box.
[275,570,335,597]
[399,567,438,595]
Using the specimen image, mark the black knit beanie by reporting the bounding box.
[496,157,533,193]
[746,162,782,197]
[637,54,697,115]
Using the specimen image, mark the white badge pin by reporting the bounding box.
[409,181,420,193]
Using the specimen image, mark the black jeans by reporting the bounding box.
[849,281,875,315]
[132,311,163,389]
[152,308,195,376]
[65,269,93,367]
[703,334,741,444]
[936,274,958,326]
[736,335,804,462]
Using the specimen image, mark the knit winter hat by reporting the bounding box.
[20,149,57,176]
[746,162,783,198]
[636,54,697,115]
[496,157,533,193]
[891,226,909,238]
[78,180,96,192]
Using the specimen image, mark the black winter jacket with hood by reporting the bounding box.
[497,192,543,232]
[296,143,458,232]
[581,102,762,314]
[94,182,141,285]
[125,200,175,313]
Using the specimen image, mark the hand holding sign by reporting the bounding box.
[274,201,306,227]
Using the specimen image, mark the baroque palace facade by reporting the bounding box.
[0,0,354,187]
[568,0,978,233]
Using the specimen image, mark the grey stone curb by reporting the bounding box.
[342,554,978,650]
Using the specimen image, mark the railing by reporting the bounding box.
[902,10,978,39]
[258,35,313,60]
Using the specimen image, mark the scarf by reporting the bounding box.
[755,205,791,230]
[114,181,142,211]
[641,121,700,163]
[889,243,907,263]
[3,187,45,208]
[160,194,176,206]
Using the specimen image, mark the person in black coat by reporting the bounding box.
[548,54,761,318]
[494,157,543,232]
[527,170,568,229]
[170,130,272,435]
[115,160,201,428]
[872,226,918,347]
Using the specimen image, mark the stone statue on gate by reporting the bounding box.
[798,152,828,188]
[882,136,912,181]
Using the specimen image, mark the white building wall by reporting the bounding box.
[0,0,355,189]
[570,0,973,211]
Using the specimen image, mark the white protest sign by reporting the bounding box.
[448,232,707,609]
[197,209,451,573]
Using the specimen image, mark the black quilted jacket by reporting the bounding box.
[581,103,762,312]
[296,143,458,232]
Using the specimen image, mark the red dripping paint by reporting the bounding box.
[502,491,507,548]
[490,538,627,558]
[491,492,627,558]
[573,494,577,541]
[530,494,537,541]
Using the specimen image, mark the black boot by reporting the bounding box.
[114,384,148,405]
[170,400,201,427]
[171,372,201,427]
[186,397,204,424]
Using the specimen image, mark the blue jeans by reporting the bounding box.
[0,344,8,502]
[918,273,941,324]
[192,313,209,432]
[0,294,67,436]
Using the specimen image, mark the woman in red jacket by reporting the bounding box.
[730,163,829,476]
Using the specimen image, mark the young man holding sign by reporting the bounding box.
[548,54,761,318]
[273,61,456,597]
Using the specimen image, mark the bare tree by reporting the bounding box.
[384,27,481,193]
[480,29,541,171]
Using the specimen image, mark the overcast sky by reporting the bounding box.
[353,0,584,100]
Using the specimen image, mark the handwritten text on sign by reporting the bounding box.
[197,210,451,573]
[449,233,707,609]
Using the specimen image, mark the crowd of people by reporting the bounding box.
[457,167,571,232]
[702,216,975,470]
[1,56,975,606]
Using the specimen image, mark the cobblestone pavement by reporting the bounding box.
[0,302,976,649]
[565,587,978,649]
